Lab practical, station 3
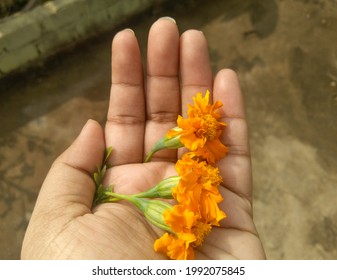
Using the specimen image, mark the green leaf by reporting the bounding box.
[101,164,107,178]
[104,146,113,164]
[92,146,114,207]
[93,172,99,186]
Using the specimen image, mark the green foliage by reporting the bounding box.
[92,147,114,207]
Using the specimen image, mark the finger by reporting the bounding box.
[106,29,145,165]
[213,69,253,201]
[180,30,213,118]
[32,120,105,218]
[145,17,180,162]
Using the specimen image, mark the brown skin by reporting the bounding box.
[21,18,266,260]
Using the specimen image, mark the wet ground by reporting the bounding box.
[1,0,337,259]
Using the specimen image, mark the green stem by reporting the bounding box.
[145,150,156,163]
[144,131,183,163]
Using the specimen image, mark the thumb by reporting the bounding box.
[32,119,105,218]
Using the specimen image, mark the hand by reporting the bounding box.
[21,17,266,259]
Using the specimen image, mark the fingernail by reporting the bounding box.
[124,28,135,35]
[159,16,176,24]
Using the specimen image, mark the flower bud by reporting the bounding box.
[145,127,184,162]
[132,197,174,233]
[134,176,180,199]
[111,193,174,233]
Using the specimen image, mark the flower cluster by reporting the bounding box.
[94,90,228,260]
[153,154,226,259]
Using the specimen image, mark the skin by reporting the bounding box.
[21,18,266,260]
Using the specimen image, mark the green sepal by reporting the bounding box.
[135,176,180,199]
[145,128,184,162]
[105,193,174,233]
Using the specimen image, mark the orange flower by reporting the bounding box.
[167,90,228,164]
[154,232,195,260]
[173,154,226,225]
[154,205,212,260]
[199,191,226,226]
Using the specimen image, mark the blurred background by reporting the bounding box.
[0,0,336,259]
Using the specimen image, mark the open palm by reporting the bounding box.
[21,18,266,260]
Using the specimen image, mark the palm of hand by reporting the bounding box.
[43,161,263,259]
[61,163,176,259]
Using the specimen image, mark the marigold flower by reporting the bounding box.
[167,90,228,164]
[173,154,226,225]
[154,232,195,260]
[154,205,212,260]
[175,153,222,187]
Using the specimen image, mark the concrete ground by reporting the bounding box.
[0,0,336,259]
